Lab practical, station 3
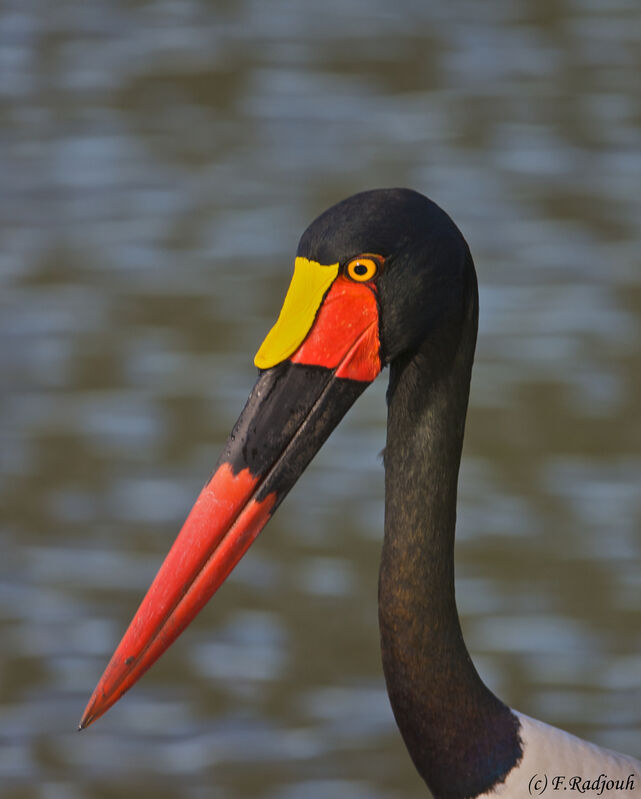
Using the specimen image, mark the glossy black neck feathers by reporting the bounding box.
[292,188,523,796]
[379,259,522,799]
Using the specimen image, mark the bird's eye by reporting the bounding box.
[346,255,381,282]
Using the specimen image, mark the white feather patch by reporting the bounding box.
[478,711,641,798]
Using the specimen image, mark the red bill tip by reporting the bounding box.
[79,463,276,728]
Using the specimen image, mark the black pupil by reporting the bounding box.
[353,263,369,276]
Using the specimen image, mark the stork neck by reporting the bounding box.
[379,287,521,798]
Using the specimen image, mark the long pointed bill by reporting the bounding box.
[80,271,381,728]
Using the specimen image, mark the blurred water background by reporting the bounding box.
[1,1,640,797]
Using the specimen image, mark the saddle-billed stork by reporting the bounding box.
[80,189,640,798]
